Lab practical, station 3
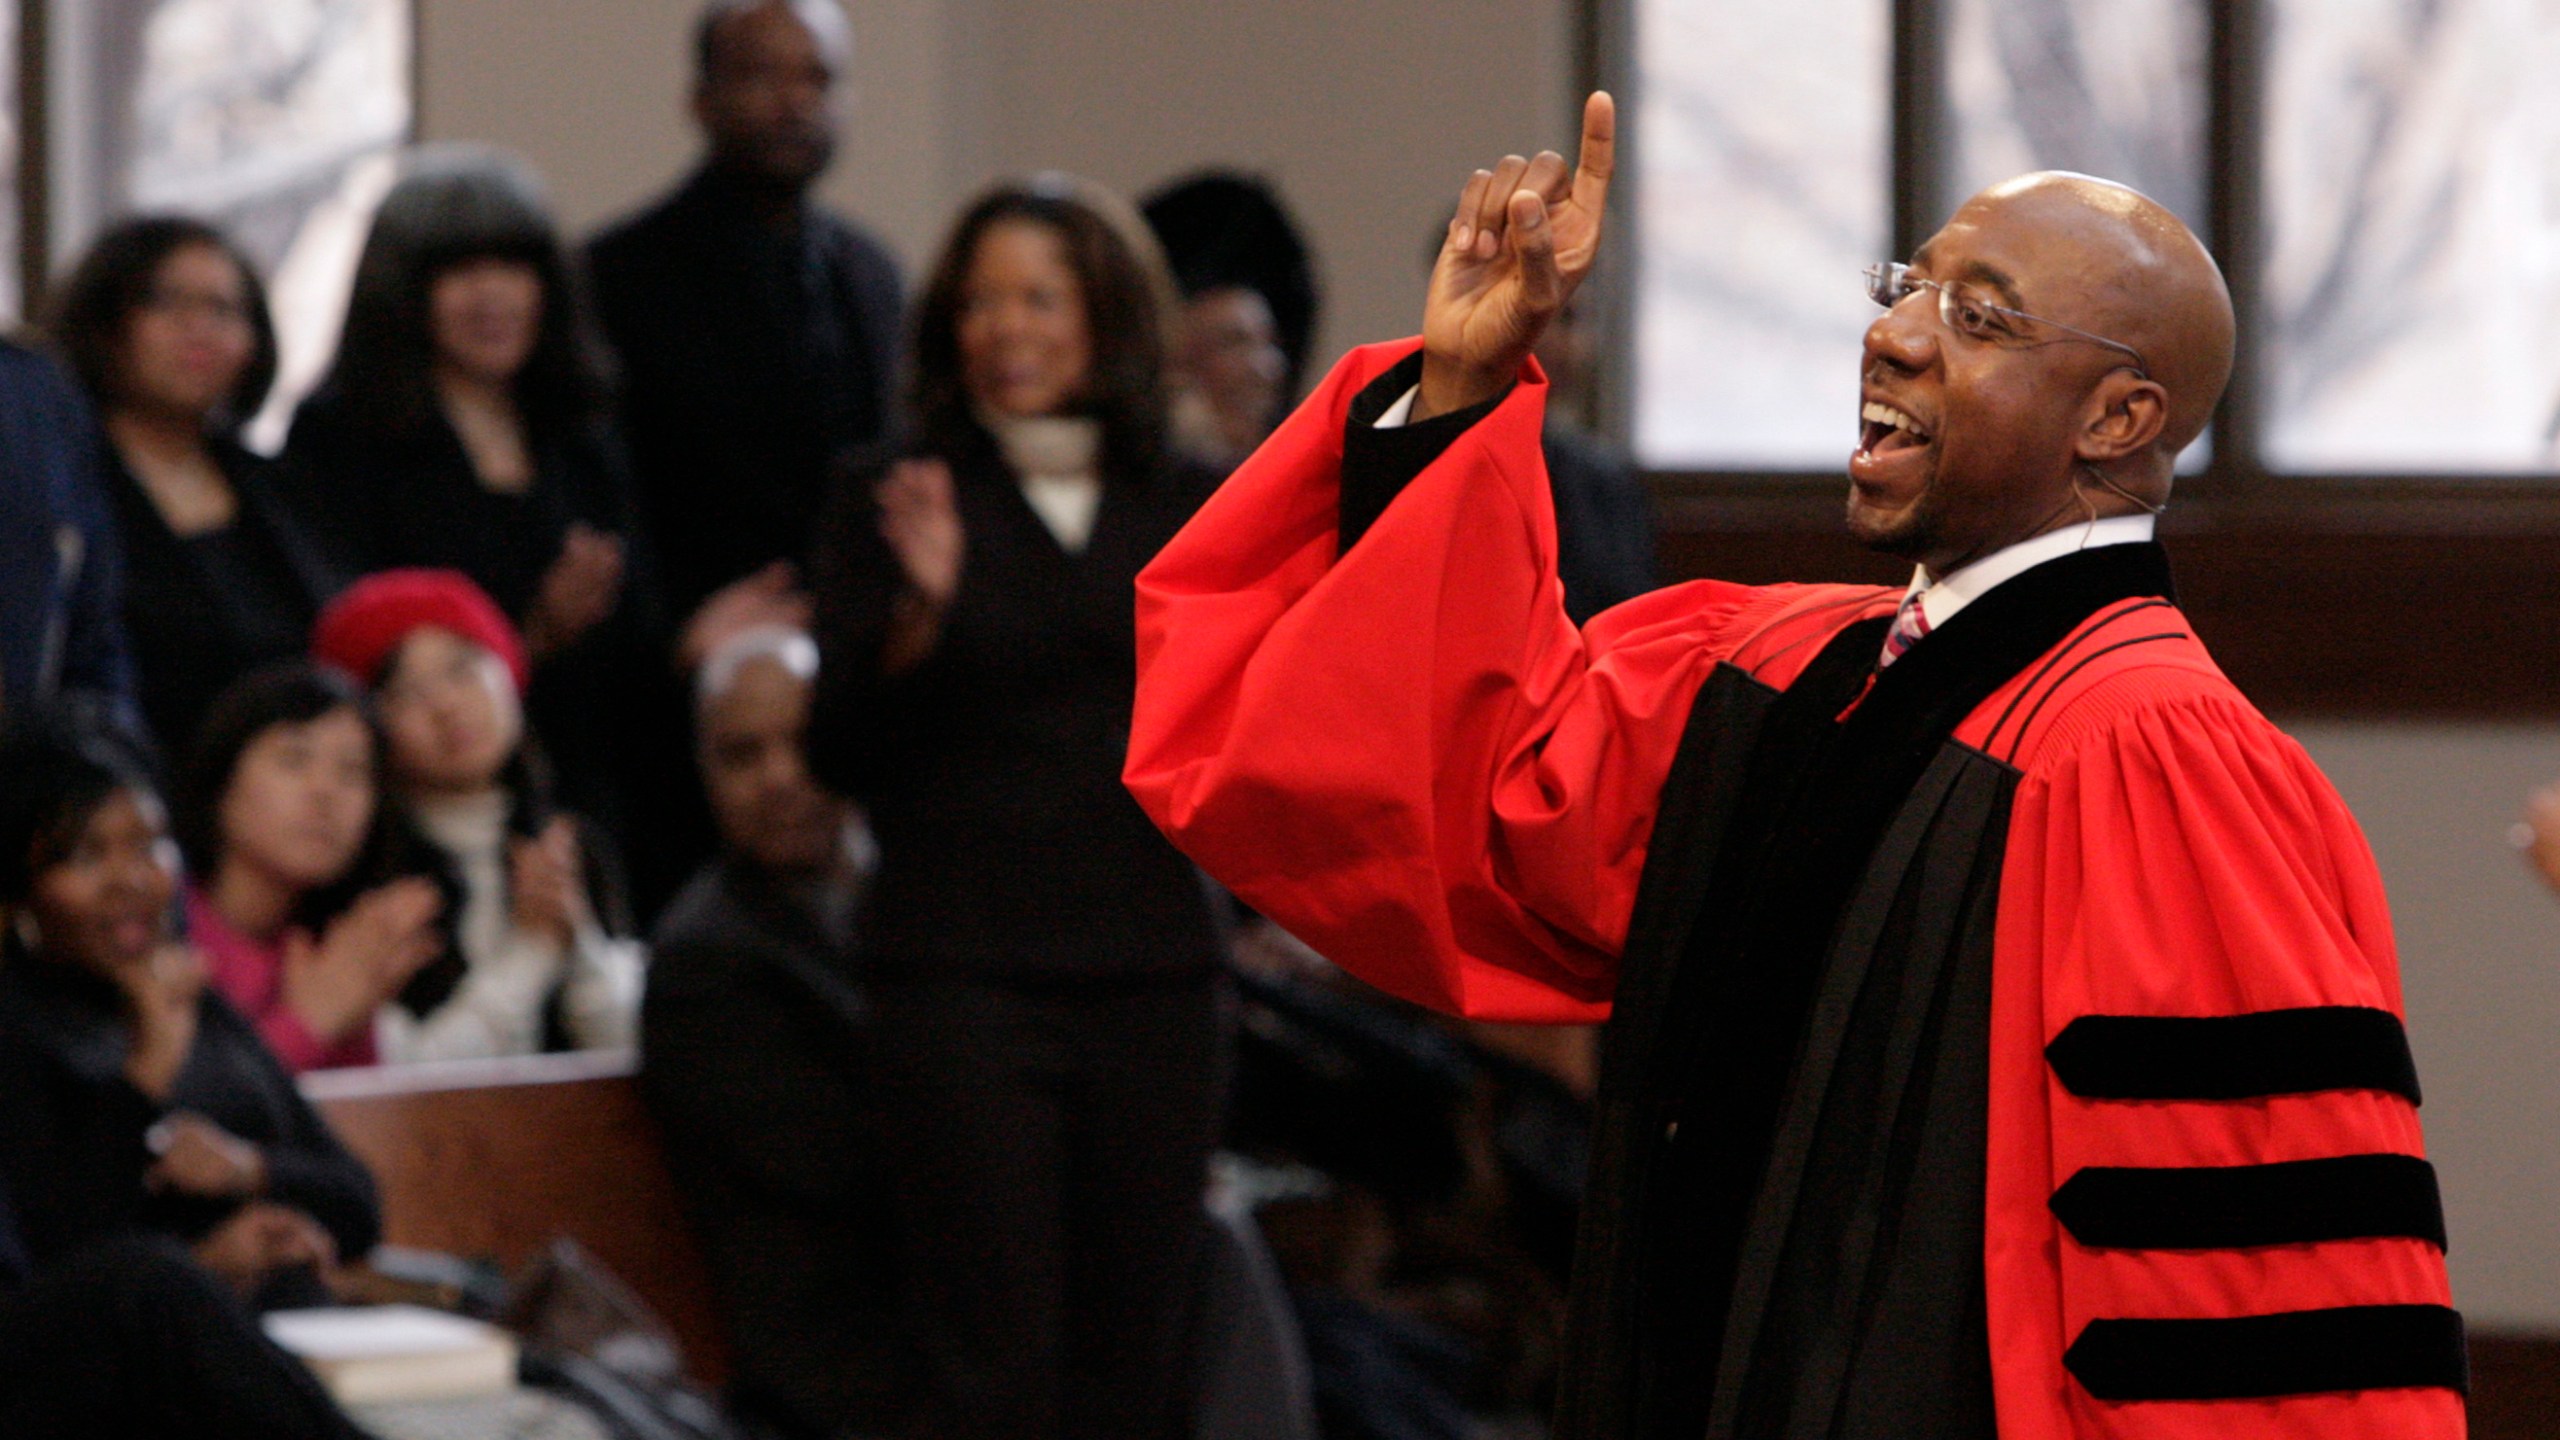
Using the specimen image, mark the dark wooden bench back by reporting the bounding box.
[304,1051,730,1387]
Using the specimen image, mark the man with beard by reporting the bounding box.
[587,0,903,629]
[1125,93,2463,1440]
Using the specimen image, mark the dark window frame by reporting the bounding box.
[1594,0,2560,717]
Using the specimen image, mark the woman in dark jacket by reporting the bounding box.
[48,217,340,754]
[282,146,675,893]
[0,712,380,1310]
[809,176,1227,1440]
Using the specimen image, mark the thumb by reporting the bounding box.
[1510,190,1561,313]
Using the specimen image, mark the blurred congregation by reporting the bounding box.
[0,1,1658,1437]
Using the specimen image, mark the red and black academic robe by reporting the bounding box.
[1125,340,2464,1440]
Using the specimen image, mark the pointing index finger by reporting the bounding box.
[1571,91,1617,217]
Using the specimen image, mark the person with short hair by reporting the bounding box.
[48,217,342,753]
[586,0,903,627]
[808,176,1227,1440]
[642,625,906,1440]
[1127,96,2463,1439]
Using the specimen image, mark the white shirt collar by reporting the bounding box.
[1902,513,2155,634]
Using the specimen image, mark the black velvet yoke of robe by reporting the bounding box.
[1324,358,2179,1440]
[1564,543,2175,1440]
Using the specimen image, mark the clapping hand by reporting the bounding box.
[525,523,628,661]
[281,877,445,1043]
[678,561,814,673]
[877,458,964,608]
[1417,91,1616,421]
[509,818,591,950]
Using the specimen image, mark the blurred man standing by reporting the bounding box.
[587,0,903,630]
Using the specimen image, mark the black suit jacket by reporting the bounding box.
[586,166,905,617]
[808,429,1227,986]
[641,859,909,1439]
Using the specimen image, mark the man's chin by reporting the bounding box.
[1845,488,1931,560]
[752,139,833,189]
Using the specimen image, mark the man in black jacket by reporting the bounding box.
[643,626,907,1440]
[586,0,904,627]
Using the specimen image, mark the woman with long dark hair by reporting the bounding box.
[808,175,1227,1440]
[283,146,668,880]
[47,217,341,751]
[176,663,443,1074]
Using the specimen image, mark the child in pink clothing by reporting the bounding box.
[176,663,443,1074]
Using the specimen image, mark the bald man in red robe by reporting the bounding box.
[1126,95,2462,1440]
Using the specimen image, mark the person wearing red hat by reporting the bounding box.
[312,569,644,1062]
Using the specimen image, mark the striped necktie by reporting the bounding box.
[1880,590,1932,667]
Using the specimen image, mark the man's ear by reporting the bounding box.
[2074,372,2168,464]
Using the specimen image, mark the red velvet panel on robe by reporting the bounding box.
[1125,339,2461,1438]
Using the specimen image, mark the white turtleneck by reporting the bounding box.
[986,411,1105,553]
[377,788,644,1063]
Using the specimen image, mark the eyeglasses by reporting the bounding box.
[1862,261,2148,379]
[138,287,252,328]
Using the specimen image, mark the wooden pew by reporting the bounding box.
[303,1050,731,1388]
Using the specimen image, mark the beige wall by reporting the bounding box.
[2290,723,2560,1330]
[417,0,1573,365]
[416,1,2560,1331]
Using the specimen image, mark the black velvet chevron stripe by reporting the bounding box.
[2046,1007,2420,1103]
[2050,1154,2445,1250]
[2065,1305,2468,1401]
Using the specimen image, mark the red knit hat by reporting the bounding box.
[312,568,529,694]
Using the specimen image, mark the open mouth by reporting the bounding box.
[1859,400,1932,457]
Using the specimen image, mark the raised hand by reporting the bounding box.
[524,523,628,662]
[282,877,446,1042]
[509,817,591,951]
[1418,91,1616,421]
[877,458,965,608]
[677,561,814,672]
[117,943,204,1100]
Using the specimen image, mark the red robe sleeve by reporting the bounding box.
[1983,673,2462,1439]
[1127,341,1779,1023]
